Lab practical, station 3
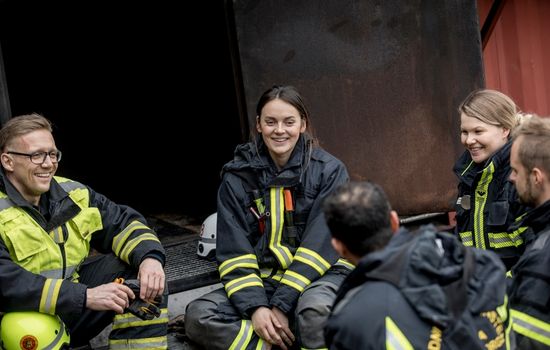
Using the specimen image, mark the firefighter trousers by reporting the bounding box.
[184,265,349,350]
[66,254,169,349]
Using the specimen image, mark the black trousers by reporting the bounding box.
[66,254,168,347]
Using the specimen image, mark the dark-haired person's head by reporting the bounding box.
[322,181,399,264]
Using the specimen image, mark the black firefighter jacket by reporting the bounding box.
[0,170,165,324]
[453,141,531,270]
[216,135,349,317]
[509,200,550,349]
[325,225,513,350]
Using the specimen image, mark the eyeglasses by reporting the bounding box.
[7,150,62,164]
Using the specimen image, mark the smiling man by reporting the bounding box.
[508,115,550,349]
[0,113,168,349]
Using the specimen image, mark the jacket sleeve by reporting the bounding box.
[88,187,165,268]
[216,173,269,317]
[0,239,87,321]
[270,156,349,313]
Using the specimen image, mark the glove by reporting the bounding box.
[115,278,163,320]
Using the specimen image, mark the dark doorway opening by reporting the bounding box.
[0,0,242,223]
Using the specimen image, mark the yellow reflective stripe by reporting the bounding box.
[256,338,269,350]
[280,270,310,292]
[225,274,263,297]
[112,221,150,255]
[473,162,495,250]
[259,268,284,281]
[219,254,259,278]
[50,226,64,244]
[268,187,293,269]
[108,336,168,349]
[112,308,168,329]
[39,278,63,314]
[512,309,550,346]
[335,258,355,270]
[385,317,413,350]
[460,160,475,176]
[294,247,331,275]
[229,320,255,350]
[497,295,509,323]
[459,231,474,246]
[120,233,160,264]
[488,231,524,248]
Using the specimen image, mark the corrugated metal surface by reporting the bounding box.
[231,0,483,215]
[479,0,550,115]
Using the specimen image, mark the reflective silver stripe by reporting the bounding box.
[43,318,68,350]
[459,231,474,246]
[219,254,259,278]
[386,317,413,350]
[229,320,254,350]
[335,258,354,270]
[112,220,149,255]
[50,226,64,244]
[512,309,550,346]
[113,309,169,329]
[294,247,330,275]
[40,279,63,314]
[40,265,76,279]
[225,274,263,297]
[268,188,293,268]
[109,336,168,349]
[256,338,268,350]
[0,197,15,211]
[473,162,495,250]
[280,270,310,292]
[57,179,86,192]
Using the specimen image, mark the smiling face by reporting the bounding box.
[256,99,307,169]
[1,129,58,205]
[460,113,510,164]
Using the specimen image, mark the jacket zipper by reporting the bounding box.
[60,224,69,278]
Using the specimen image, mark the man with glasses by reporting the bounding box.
[0,113,168,348]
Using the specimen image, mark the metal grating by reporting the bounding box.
[164,237,219,294]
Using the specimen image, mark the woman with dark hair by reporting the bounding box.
[184,85,351,350]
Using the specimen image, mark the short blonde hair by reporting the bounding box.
[0,113,53,152]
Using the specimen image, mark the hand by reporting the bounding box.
[272,307,295,347]
[251,307,293,350]
[138,258,165,300]
[86,282,135,313]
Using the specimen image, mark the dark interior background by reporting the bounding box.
[0,0,242,222]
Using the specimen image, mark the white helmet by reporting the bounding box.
[197,213,217,260]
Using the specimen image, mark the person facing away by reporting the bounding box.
[453,88,532,270]
[184,85,352,350]
[508,115,550,349]
[0,113,168,348]
[323,181,514,350]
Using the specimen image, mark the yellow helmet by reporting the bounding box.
[0,311,70,350]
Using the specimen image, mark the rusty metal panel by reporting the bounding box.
[231,0,484,215]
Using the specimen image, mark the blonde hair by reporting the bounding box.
[459,89,520,134]
[0,113,53,152]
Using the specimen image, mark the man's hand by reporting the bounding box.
[86,282,135,313]
[251,307,294,350]
[272,307,295,347]
[138,258,165,300]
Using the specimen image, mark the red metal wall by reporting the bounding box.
[478,0,550,115]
